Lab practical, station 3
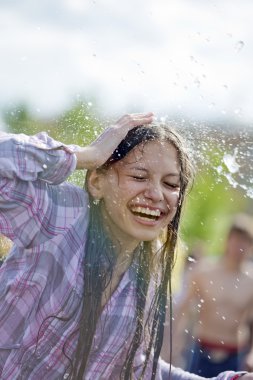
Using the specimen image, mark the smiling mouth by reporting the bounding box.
[130,206,163,221]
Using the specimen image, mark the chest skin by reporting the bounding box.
[193,265,253,345]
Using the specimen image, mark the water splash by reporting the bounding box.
[246,188,253,198]
[223,173,238,188]
[169,120,253,200]
[223,149,240,174]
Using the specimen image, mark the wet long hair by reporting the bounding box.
[71,124,194,379]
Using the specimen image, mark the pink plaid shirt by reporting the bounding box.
[0,132,246,380]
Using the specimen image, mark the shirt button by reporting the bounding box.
[63,373,70,379]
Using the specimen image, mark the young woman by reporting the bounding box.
[0,113,251,379]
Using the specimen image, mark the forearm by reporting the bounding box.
[74,146,101,170]
[74,112,154,170]
[0,132,79,245]
[0,132,76,184]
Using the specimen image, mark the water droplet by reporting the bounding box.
[246,188,253,199]
[234,108,242,115]
[223,151,240,173]
[187,256,196,263]
[216,165,223,174]
[194,78,201,87]
[235,40,244,53]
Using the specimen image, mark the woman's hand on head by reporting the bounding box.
[75,113,154,170]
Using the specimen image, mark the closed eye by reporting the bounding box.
[164,182,180,189]
[130,176,147,181]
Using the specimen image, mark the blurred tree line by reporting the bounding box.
[1,102,251,260]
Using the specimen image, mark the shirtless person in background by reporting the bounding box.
[162,213,253,377]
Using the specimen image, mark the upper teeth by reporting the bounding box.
[131,207,161,217]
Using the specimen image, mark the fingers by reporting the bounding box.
[131,112,154,118]
[85,112,154,169]
[115,112,154,129]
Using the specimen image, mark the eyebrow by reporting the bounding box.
[127,167,180,178]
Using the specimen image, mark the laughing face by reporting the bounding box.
[88,140,181,250]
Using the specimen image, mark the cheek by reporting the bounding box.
[103,186,127,217]
[167,191,180,207]
[118,178,144,193]
[164,192,180,222]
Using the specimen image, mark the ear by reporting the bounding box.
[86,169,105,200]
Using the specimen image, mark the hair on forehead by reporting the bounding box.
[104,123,183,167]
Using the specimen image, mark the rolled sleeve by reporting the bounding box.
[0,132,77,185]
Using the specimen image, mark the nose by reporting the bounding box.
[144,181,164,202]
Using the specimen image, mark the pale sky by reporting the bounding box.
[1,0,253,125]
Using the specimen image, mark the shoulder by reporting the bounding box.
[46,182,89,223]
[52,181,88,205]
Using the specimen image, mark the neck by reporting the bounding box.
[116,239,139,257]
